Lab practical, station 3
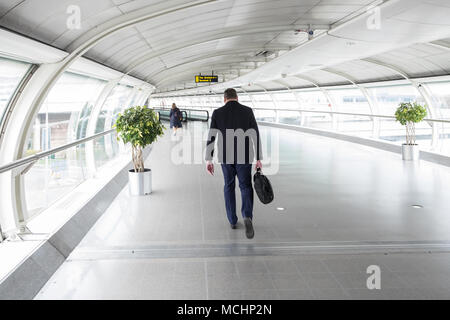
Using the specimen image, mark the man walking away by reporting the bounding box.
[205,88,262,239]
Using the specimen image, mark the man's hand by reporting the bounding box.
[206,161,214,176]
[255,160,262,171]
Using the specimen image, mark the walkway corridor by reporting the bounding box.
[36,122,450,300]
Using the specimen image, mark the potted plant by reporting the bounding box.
[395,102,427,161]
[115,106,165,195]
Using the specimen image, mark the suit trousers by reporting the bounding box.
[220,163,253,225]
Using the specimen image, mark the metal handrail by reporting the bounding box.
[153,107,209,121]
[179,106,450,124]
[156,109,188,122]
[0,129,116,174]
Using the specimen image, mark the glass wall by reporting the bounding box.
[296,90,330,111]
[0,57,30,126]
[427,81,450,120]
[239,94,253,107]
[272,92,299,109]
[426,81,450,155]
[24,79,136,219]
[252,94,275,109]
[367,84,431,146]
[278,110,301,125]
[95,84,132,134]
[150,78,450,156]
[94,84,133,165]
[328,88,373,136]
[25,72,106,155]
[24,131,122,220]
[328,88,370,114]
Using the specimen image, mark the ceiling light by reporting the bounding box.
[276,207,286,211]
[412,205,423,209]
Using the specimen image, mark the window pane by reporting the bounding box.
[328,88,371,113]
[302,112,333,130]
[26,72,106,154]
[278,110,301,125]
[427,81,450,120]
[367,84,430,147]
[367,84,424,116]
[296,90,330,111]
[24,131,121,219]
[254,109,276,122]
[95,84,132,134]
[0,57,30,125]
[239,95,252,103]
[94,84,133,161]
[273,92,296,101]
[336,115,373,137]
[425,81,450,155]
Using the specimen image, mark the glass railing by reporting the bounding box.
[0,129,127,233]
[24,141,89,220]
[168,105,450,156]
[256,108,444,154]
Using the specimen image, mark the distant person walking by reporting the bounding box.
[170,103,182,136]
[205,88,262,239]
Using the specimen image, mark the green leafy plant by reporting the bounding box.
[395,102,427,145]
[114,106,165,172]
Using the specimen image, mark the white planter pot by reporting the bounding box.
[402,144,420,161]
[128,169,152,196]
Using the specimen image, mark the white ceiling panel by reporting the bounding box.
[3,0,450,94]
[302,69,350,85]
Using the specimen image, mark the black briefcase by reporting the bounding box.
[253,168,274,204]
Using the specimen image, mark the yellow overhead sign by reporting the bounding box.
[195,75,218,83]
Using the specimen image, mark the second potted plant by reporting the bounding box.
[115,106,165,195]
[394,101,427,161]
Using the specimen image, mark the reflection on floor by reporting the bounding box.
[36,121,450,299]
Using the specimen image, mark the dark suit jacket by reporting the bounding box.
[205,100,262,164]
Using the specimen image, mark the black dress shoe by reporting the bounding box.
[244,218,254,239]
[230,224,237,229]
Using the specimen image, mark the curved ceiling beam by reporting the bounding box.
[123,24,315,74]
[66,0,217,53]
[143,46,290,81]
[251,83,268,92]
[427,41,450,51]
[361,56,439,138]
[272,79,292,90]
[116,41,274,76]
[146,58,251,81]
[151,58,264,85]
[322,68,358,85]
[323,68,381,116]
[99,20,311,64]
[154,63,246,87]
[360,58,410,80]
[4,0,218,162]
[147,63,266,86]
[291,75,321,88]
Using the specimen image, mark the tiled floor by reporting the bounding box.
[36,122,450,299]
[36,254,450,300]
